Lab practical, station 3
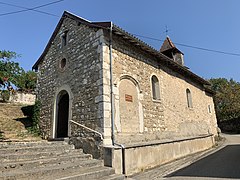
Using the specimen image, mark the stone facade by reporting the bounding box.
[34,14,106,157]
[102,34,217,144]
[33,11,218,174]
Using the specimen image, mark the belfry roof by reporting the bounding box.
[160,36,183,54]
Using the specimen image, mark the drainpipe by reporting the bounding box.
[109,22,126,175]
[109,22,115,145]
[114,142,126,175]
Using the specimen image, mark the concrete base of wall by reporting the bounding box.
[104,134,215,176]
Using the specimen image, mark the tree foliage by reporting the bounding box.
[0,50,36,92]
[0,50,17,59]
[0,50,23,89]
[15,71,37,92]
[209,78,240,122]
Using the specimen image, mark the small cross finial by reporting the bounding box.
[165,25,169,36]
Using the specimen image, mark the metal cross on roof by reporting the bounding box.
[164,25,171,36]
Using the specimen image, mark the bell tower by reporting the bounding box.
[160,36,184,66]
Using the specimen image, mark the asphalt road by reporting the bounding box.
[166,134,240,180]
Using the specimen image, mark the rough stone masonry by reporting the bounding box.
[33,11,218,174]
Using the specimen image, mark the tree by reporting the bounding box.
[15,71,37,92]
[0,50,17,59]
[0,50,23,89]
[0,50,37,92]
[209,78,240,122]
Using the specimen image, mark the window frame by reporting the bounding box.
[186,88,193,108]
[151,75,160,101]
[61,30,69,48]
[208,104,212,113]
[59,58,67,72]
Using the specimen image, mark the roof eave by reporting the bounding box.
[111,25,210,86]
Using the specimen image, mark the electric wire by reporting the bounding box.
[133,34,240,57]
[0,0,64,17]
[0,1,59,17]
[0,0,239,57]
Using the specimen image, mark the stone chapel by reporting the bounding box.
[33,11,218,175]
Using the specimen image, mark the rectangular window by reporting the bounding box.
[208,105,211,113]
[61,31,68,47]
[186,89,193,108]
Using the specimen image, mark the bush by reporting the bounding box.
[31,100,41,134]
[21,100,41,136]
[0,90,10,102]
[218,117,240,134]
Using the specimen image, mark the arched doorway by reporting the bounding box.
[56,91,69,138]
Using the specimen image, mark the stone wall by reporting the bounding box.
[106,135,215,176]
[9,92,36,105]
[37,16,105,156]
[103,34,218,144]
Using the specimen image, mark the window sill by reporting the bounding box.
[152,99,161,103]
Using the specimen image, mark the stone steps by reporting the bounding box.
[0,143,74,154]
[0,141,125,180]
[0,149,85,162]
[1,153,92,171]
[1,160,104,179]
[48,166,116,180]
[0,141,67,148]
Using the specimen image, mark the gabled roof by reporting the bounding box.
[32,11,210,86]
[32,11,111,70]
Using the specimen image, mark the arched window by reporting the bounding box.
[60,58,67,69]
[186,88,193,108]
[151,75,160,100]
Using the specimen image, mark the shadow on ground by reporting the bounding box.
[15,117,33,128]
[166,145,240,179]
[14,105,34,128]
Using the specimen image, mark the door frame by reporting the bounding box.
[52,85,73,139]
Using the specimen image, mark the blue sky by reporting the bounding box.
[0,0,240,81]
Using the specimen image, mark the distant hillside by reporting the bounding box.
[0,103,41,141]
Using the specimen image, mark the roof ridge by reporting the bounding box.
[167,36,176,48]
[63,11,91,23]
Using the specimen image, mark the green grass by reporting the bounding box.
[0,132,4,140]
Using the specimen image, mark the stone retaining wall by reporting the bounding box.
[105,135,215,176]
[9,92,36,105]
